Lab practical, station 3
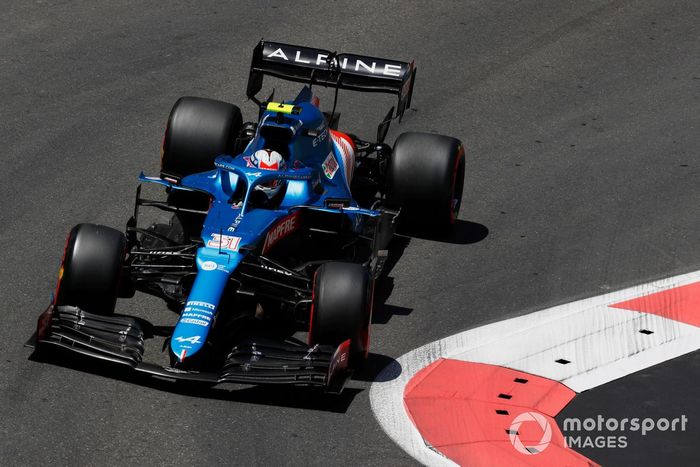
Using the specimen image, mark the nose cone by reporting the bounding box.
[170,250,242,363]
[170,298,217,361]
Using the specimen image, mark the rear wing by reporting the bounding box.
[247,40,416,121]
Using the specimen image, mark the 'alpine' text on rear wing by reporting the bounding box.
[246,40,416,121]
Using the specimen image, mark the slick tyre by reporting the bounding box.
[387,132,466,232]
[308,262,372,365]
[55,223,126,316]
[161,96,242,179]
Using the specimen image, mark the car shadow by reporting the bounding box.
[362,220,489,382]
[371,220,489,325]
[372,235,413,325]
[372,276,413,325]
[400,219,489,245]
[352,352,402,383]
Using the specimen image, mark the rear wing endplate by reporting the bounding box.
[247,40,416,121]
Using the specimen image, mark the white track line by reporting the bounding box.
[370,270,700,466]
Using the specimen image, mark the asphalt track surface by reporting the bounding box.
[1,1,699,465]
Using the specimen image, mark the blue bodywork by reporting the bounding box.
[139,94,380,362]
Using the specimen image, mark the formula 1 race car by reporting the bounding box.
[29,41,466,393]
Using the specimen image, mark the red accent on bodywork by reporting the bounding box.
[330,130,356,151]
[259,160,280,170]
[327,338,351,381]
[330,130,356,183]
[36,304,55,342]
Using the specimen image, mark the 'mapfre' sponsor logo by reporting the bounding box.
[262,211,300,254]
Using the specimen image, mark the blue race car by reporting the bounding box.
[30,41,466,393]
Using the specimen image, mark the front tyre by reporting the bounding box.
[308,262,372,366]
[386,132,466,232]
[55,223,126,316]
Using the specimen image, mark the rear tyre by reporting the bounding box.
[161,96,241,237]
[386,132,466,232]
[55,223,126,316]
[308,262,372,365]
[161,96,243,179]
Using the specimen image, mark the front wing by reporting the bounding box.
[29,305,351,393]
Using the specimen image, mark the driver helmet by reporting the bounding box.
[251,149,286,198]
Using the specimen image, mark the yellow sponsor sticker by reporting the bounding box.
[265,102,299,115]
